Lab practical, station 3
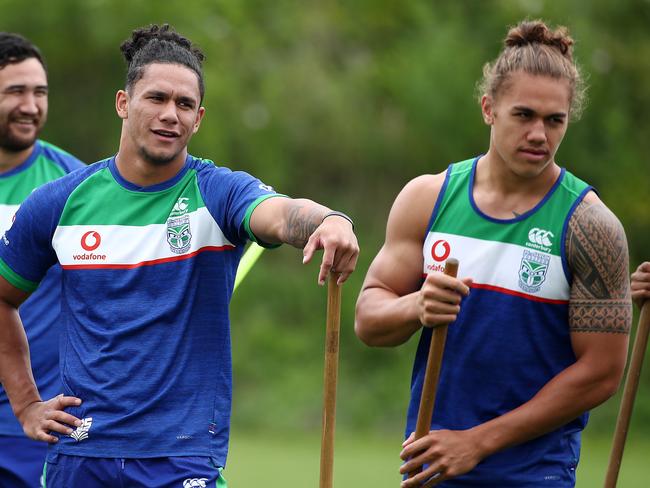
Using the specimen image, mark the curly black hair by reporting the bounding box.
[120,24,204,101]
[0,32,46,71]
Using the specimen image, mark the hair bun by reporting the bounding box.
[505,20,574,59]
[120,24,204,64]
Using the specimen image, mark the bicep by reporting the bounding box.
[361,175,442,297]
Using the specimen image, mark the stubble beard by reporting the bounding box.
[0,120,41,152]
[138,145,181,167]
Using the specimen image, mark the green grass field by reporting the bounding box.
[225,430,648,487]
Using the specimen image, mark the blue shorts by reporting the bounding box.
[43,454,227,488]
[0,434,47,487]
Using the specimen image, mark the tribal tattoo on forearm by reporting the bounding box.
[283,203,324,248]
[566,199,632,334]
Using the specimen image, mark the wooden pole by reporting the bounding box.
[408,258,459,480]
[319,273,342,488]
[604,302,650,487]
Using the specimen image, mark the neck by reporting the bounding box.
[473,150,561,219]
[478,150,560,196]
[114,151,187,187]
[0,145,35,174]
[115,132,187,187]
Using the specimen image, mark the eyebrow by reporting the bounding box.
[512,105,567,118]
[145,90,197,105]
[3,83,48,91]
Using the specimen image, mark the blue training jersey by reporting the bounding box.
[0,155,280,465]
[0,140,84,436]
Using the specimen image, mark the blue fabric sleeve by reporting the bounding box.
[197,164,279,246]
[41,143,86,173]
[0,180,67,289]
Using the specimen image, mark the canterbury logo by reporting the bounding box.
[528,228,554,247]
[183,479,209,488]
[70,417,93,442]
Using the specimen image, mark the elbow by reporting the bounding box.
[354,315,380,347]
[591,368,626,406]
[354,304,392,347]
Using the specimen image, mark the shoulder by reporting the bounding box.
[31,159,107,208]
[386,172,447,242]
[566,190,629,299]
[38,140,86,173]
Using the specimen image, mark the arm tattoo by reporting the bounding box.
[567,199,632,334]
[283,203,324,248]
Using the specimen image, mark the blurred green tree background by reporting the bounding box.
[3,0,649,464]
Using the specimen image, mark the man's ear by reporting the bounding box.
[481,94,494,125]
[192,106,206,134]
[116,90,129,120]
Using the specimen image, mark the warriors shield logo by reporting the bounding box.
[518,250,550,293]
[167,215,192,254]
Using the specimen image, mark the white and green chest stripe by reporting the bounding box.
[423,159,589,303]
[53,167,235,269]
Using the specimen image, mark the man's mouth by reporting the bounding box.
[151,129,180,139]
[10,117,38,128]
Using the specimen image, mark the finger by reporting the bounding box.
[421,288,463,306]
[319,244,336,286]
[53,395,82,408]
[302,233,319,265]
[34,431,59,443]
[402,432,416,447]
[426,274,471,296]
[421,472,445,488]
[333,251,355,285]
[630,270,650,285]
[43,419,75,436]
[47,410,82,428]
[402,465,444,488]
[638,262,650,273]
[421,314,459,328]
[421,300,460,315]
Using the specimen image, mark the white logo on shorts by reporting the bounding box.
[183,479,209,488]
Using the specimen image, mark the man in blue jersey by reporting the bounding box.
[0,24,358,487]
[0,32,84,487]
[355,20,631,487]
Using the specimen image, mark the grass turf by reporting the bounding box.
[225,430,648,487]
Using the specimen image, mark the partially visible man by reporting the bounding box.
[631,262,650,308]
[0,32,84,487]
[0,24,357,487]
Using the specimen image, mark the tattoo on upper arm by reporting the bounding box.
[284,203,323,247]
[567,200,632,334]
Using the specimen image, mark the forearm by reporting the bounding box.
[355,287,422,346]
[471,358,620,458]
[278,198,330,248]
[0,301,41,421]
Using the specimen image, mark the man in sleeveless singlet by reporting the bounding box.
[355,20,631,487]
[0,32,84,487]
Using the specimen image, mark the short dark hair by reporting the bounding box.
[120,24,205,101]
[0,32,46,71]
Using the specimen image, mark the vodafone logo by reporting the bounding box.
[81,231,101,251]
[431,239,451,262]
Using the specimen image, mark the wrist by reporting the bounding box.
[14,398,40,425]
[321,210,354,230]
